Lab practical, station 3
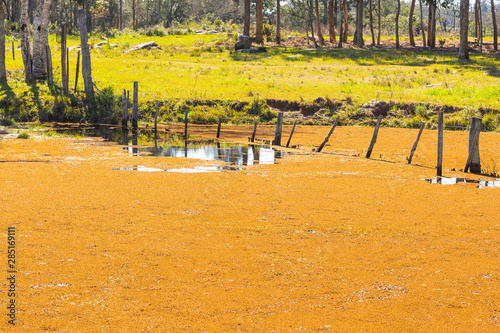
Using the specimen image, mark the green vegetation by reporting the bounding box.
[2,33,500,130]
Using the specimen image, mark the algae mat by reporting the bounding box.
[1,125,500,332]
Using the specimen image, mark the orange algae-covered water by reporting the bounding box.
[1,124,500,332]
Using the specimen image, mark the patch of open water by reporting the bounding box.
[425,177,500,188]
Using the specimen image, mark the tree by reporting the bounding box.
[78,9,94,100]
[369,0,375,46]
[427,2,436,48]
[342,0,348,42]
[307,0,319,47]
[328,0,336,43]
[409,0,416,46]
[395,0,400,48]
[0,1,6,82]
[32,0,52,80]
[377,0,381,45]
[243,0,250,35]
[20,0,32,82]
[492,0,497,51]
[315,0,324,45]
[276,0,281,44]
[458,0,468,60]
[419,0,427,49]
[256,0,263,44]
[353,0,364,47]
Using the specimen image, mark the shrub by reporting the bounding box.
[17,131,30,139]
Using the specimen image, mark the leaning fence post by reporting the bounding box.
[216,116,222,138]
[286,120,297,148]
[122,89,128,126]
[74,50,80,93]
[437,111,444,177]
[132,81,138,128]
[366,116,383,158]
[317,116,339,153]
[272,112,284,146]
[467,117,482,173]
[250,121,257,142]
[407,122,426,164]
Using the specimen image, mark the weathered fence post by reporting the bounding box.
[250,121,257,142]
[216,116,222,138]
[132,81,138,127]
[66,48,69,89]
[61,22,68,94]
[286,120,297,148]
[74,50,80,93]
[184,108,188,139]
[45,45,53,87]
[366,116,383,158]
[122,89,128,126]
[437,111,444,177]
[12,41,14,60]
[272,112,284,146]
[317,116,339,153]
[407,122,426,164]
[155,100,159,132]
[466,117,482,173]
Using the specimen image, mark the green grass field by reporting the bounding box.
[4,33,500,109]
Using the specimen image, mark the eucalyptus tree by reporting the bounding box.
[458,0,468,60]
[353,0,363,46]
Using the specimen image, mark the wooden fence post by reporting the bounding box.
[132,81,138,127]
[272,112,284,146]
[122,89,128,126]
[216,116,222,138]
[366,116,383,158]
[286,120,297,148]
[74,50,80,93]
[317,116,339,153]
[45,45,53,87]
[155,100,159,132]
[12,41,14,60]
[407,122,425,164]
[437,111,444,177]
[467,117,482,173]
[250,121,257,142]
[184,109,188,140]
[61,22,68,94]
[66,47,69,89]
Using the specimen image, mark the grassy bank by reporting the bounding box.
[2,32,500,130]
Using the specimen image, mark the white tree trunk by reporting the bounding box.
[78,9,94,100]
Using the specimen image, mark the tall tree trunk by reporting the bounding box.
[0,2,6,82]
[409,0,416,46]
[478,0,483,52]
[492,0,497,50]
[419,0,426,49]
[304,0,309,45]
[21,0,32,82]
[243,0,250,35]
[308,0,319,47]
[377,0,381,45]
[255,0,263,44]
[369,0,375,46]
[395,0,400,48]
[342,0,348,42]
[32,0,52,80]
[133,0,136,30]
[78,9,94,101]
[276,0,281,44]
[459,0,469,60]
[427,3,436,48]
[119,0,123,29]
[315,0,325,45]
[338,0,343,47]
[475,0,479,38]
[328,0,336,43]
[353,0,364,46]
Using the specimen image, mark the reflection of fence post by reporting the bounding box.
[366,116,383,158]
[286,120,297,148]
[407,122,425,164]
[132,81,138,128]
[437,111,444,177]
[184,109,188,140]
[250,121,257,142]
[216,116,222,138]
[466,117,482,173]
[272,112,284,146]
[317,116,339,153]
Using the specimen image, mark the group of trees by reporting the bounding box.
[0,0,496,86]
